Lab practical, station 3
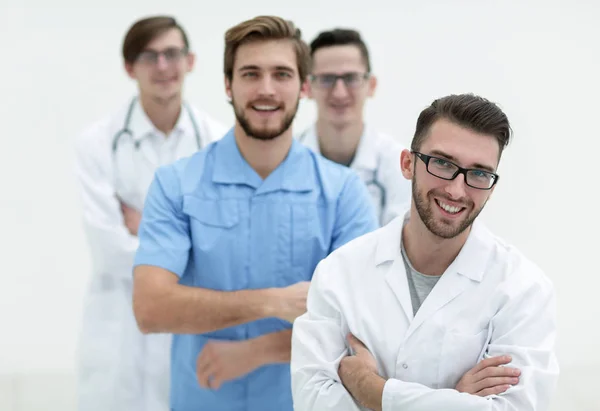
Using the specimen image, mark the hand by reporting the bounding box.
[196,340,258,390]
[455,355,521,397]
[272,281,310,323]
[339,333,378,385]
[120,200,141,236]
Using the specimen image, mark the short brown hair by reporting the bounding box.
[309,28,371,72]
[411,94,512,156]
[122,16,190,64]
[223,15,310,83]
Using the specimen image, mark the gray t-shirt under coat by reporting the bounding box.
[400,237,441,316]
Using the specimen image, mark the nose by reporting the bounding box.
[258,76,276,96]
[444,173,468,199]
[156,54,169,70]
[330,78,350,99]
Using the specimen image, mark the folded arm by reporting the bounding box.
[132,166,301,335]
[350,274,560,411]
[291,258,363,411]
[74,130,139,276]
[292,257,559,411]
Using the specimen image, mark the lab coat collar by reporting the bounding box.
[376,207,495,335]
[128,97,195,142]
[212,129,315,193]
[300,123,378,171]
[375,208,493,283]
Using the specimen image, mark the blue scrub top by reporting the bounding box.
[134,128,378,411]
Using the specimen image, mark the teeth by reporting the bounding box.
[253,105,278,111]
[437,200,462,214]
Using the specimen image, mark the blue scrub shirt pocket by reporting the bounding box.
[183,196,241,288]
[289,203,321,280]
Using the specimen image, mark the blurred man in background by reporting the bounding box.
[298,28,411,226]
[73,15,226,411]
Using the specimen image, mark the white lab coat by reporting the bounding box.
[297,124,411,226]
[291,209,559,411]
[73,97,227,411]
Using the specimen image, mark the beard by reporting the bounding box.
[232,96,299,141]
[412,173,485,239]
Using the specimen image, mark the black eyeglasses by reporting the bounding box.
[136,47,188,65]
[413,151,499,190]
[309,72,370,89]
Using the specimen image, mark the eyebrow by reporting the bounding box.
[238,65,295,73]
[428,149,496,173]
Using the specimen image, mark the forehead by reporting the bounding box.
[145,28,185,50]
[311,45,366,73]
[421,118,501,171]
[234,40,297,72]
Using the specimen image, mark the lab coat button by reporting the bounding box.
[402,363,408,369]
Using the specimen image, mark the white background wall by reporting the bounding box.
[1,0,598,409]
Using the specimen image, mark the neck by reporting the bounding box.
[233,124,293,180]
[139,92,182,135]
[402,204,471,276]
[315,118,364,166]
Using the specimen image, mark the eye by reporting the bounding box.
[242,72,258,78]
[275,71,292,79]
[432,158,452,167]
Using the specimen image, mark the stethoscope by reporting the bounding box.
[298,128,386,219]
[111,97,202,155]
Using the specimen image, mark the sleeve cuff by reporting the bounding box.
[133,253,187,278]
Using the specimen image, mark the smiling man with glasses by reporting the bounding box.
[291,93,559,411]
[74,15,226,411]
[297,28,411,226]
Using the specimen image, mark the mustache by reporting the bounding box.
[430,192,472,207]
[248,100,283,107]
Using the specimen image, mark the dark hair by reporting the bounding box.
[411,94,512,156]
[309,28,371,72]
[122,16,190,64]
[224,15,311,83]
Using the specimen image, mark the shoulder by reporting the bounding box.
[315,220,389,282]
[479,225,555,297]
[305,146,365,197]
[185,103,229,142]
[156,138,220,195]
[73,102,132,155]
[372,130,408,160]
[74,115,112,152]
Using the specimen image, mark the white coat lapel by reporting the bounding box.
[383,258,415,323]
[404,270,473,340]
[404,221,493,340]
[374,216,415,323]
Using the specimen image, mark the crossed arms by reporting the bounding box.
[290,260,560,411]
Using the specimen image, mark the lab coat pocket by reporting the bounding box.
[183,196,240,252]
[437,327,490,389]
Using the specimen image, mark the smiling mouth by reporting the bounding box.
[252,104,280,112]
[435,199,466,216]
[154,77,177,84]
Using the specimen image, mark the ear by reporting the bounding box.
[224,75,232,100]
[124,62,136,79]
[367,74,378,98]
[400,149,414,180]
[186,52,196,73]
[304,78,314,99]
[300,78,310,99]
